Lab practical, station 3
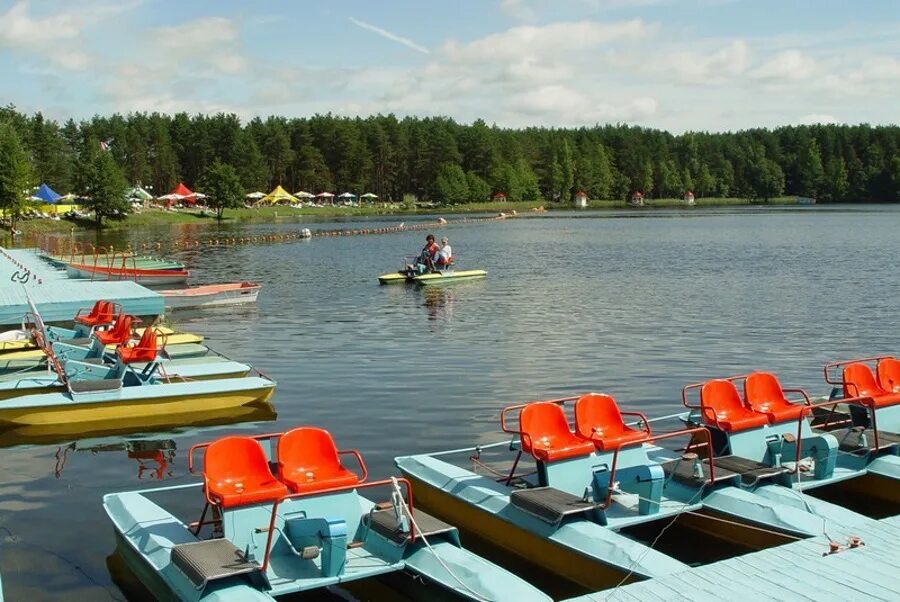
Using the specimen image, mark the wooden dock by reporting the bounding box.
[566,514,900,601]
[0,247,164,325]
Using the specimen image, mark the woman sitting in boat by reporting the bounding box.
[408,234,440,273]
[435,236,453,268]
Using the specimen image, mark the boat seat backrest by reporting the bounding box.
[277,427,362,493]
[116,326,158,365]
[842,363,884,398]
[204,436,288,509]
[700,379,769,432]
[876,358,900,393]
[574,393,650,451]
[94,314,133,346]
[75,300,114,326]
[744,372,788,410]
[519,402,595,461]
[701,379,746,418]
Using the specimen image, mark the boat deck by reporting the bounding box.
[0,247,163,325]
[564,514,900,601]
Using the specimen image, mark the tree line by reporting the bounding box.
[2,103,899,224]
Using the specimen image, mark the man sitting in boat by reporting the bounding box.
[435,236,453,268]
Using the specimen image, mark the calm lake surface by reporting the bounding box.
[1,205,898,600]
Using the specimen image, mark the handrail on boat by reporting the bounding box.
[823,356,894,385]
[802,395,883,451]
[501,394,651,437]
[187,432,367,483]
[598,427,716,509]
[499,395,579,434]
[259,477,415,573]
[682,374,812,410]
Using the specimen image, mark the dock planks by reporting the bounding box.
[565,514,900,601]
[0,247,164,325]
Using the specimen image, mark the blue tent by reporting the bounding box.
[33,183,62,204]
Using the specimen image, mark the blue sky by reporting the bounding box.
[1,0,898,132]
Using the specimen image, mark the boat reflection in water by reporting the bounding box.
[422,285,455,323]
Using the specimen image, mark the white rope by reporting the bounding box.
[389,477,492,602]
[601,484,707,601]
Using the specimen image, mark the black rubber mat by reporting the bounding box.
[509,486,598,524]
[367,507,454,544]
[821,427,900,453]
[68,379,122,393]
[171,538,258,588]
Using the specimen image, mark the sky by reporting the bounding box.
[1,0,898,133]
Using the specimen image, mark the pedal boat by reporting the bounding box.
[0,300,203,364]
[103,427,550,601]
[679,369,899,511]
[396,392,885,592]
[378,262,487,285]
[0,327,275,426]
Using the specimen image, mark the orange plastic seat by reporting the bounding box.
[74,300,114,327]
[574,393,650,451]
[744,372,806,424]
[94,314,133,346]
[520,402,595,462]
[116,327,159,364]
[700,379,768,432]
[277,427,362,493]
[876,358,900,394]
[204,436,288,508]
[844,363,900,408]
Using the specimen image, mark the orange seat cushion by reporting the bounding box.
[281,466,359,493]
[872,393,900,408]
[759,404,807,423]
[714,413,769,431]
[589,427,650,452]
[530,434,596,462]
[209,476,289,509]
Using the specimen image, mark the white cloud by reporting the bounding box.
[751,49,817,82]
[0,1,143,72]
[658,40,750,84]
[500,0,537,21]
[152,17,247,74]
[0,2,88,70]
[348,17,430,55]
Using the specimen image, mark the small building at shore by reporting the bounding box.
[684,191,695,205]
[629,191,644,207]
[574,190,588,208]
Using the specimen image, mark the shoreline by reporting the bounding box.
[3,196,824,237]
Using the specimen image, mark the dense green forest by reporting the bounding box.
[1,104,899,207]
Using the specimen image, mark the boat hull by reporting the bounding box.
[1,333,204,360]
[161,282,261,309]
[378,269,488,285]
[402,473,635,591]
[66,263,189,285]
[414,270,487,285]
[0,378,275,426]
[378,271,412,285]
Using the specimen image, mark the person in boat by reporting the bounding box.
[407,234,440,274]
[435,236,453,268]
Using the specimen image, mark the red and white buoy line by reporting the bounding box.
[42,213,515,255]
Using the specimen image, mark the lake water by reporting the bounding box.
[1,205,898,600]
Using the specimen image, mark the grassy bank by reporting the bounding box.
[6,196,805,236]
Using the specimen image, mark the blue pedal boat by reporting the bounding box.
[396,391,889,591]
[103,427,550,601]
[678,368,899,514]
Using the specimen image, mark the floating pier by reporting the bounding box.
[0,247,163,326]
[566,514,900,601]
